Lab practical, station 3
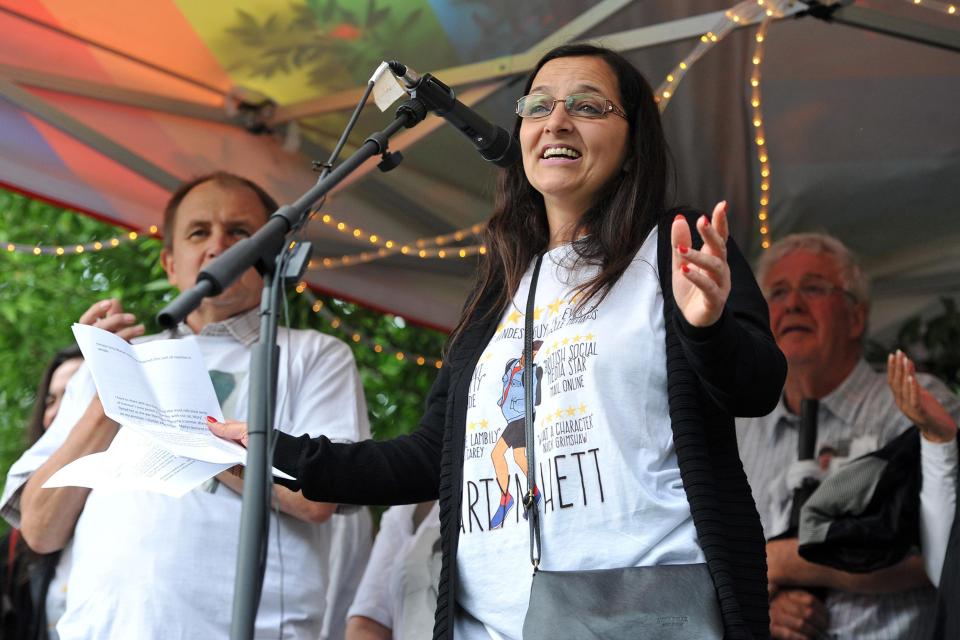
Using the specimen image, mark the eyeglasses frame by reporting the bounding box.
[515,93,628,120]
[765,278,858,305]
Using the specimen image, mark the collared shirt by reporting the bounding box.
[1,310,370,640]
[170,305,261,347]
[169,305,374,640]
[737,359,960,639]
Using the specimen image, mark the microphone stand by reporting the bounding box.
[156,98,428,640]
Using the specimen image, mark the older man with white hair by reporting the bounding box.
[737,232,960,640]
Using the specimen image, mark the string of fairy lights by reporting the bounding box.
[654,0,788,252]
[906,0,958,16]
[752,16,773,250]
[653,0,782,111]
[294,286,444,369]
[3,225,158,255]
[10,0,884,361]
[306,214,486,269]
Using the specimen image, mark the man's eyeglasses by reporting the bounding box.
[515,93,627,120]
[766,278,855,304]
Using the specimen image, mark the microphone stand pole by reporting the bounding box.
[156,98,428,640]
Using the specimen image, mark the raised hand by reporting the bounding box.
[78,298,145,342]
[887,350,957,443]
[671,201,731,328]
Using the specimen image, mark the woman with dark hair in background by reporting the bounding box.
[1,346,82,640]
[213,43,785,639]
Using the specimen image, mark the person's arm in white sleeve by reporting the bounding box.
[19,382,119,553]
[920,436,958,586]
[346,504,417,639]
[887,351,960,586]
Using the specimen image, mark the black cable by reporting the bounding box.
[293,80,375,233]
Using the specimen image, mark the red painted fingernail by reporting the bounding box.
[678,245,688,254]
[681,264,690,274]
[206,416,218,424]
[701,216,710,226]
[674,214,684,222]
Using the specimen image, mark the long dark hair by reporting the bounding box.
[27,345,83,445]
[448,44,671,349]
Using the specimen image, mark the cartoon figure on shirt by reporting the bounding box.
[490,340,544,529]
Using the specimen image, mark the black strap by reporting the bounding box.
[524,254,545,570]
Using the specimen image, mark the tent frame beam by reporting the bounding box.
[0,77,181,190]
[0,63,231,123]
[315,0,639,197]
[800,1,960,53]
[272,2,803,123]
[273,0,638,123]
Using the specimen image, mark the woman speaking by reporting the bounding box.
[212,44,785,640]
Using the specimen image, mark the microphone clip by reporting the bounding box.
[377,150,403,173]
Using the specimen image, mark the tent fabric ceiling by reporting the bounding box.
[0,0,957,335]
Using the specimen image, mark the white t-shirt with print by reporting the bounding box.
[455,230,704,639]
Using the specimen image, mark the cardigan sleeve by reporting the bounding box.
[668,212,786,417]
[272,361,450,505]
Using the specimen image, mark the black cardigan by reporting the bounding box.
[274,211,786,639]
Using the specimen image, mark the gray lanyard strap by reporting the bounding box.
[524,254,545,570]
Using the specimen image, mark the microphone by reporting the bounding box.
[797,398,819,461]
[789,398,821,532]
[387,61,519,168]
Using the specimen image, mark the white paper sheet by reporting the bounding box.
[43,325,293,496]
[371,61,407,111]
[44,428,230,497]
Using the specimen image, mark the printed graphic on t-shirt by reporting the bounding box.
[461,291,606,534]
[201,369,245,494]
[455,234,706,640]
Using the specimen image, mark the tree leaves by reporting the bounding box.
[867,296,960,392]
[0,189,446,533]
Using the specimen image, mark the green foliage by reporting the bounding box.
[865,296,960,392]
[287,297,444,440]
[0,189,446,532]
[0,192,172,498]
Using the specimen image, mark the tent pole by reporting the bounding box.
[800,0,960,53]
[0,78,180,190]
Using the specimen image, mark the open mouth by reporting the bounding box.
[541,145,581,160]
[779,326,813,336]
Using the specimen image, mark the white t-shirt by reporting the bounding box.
[455,231,704,639]
[1,325,368,640]
[348,502,441,640]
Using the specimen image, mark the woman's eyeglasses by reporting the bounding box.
[515,93,627,120]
